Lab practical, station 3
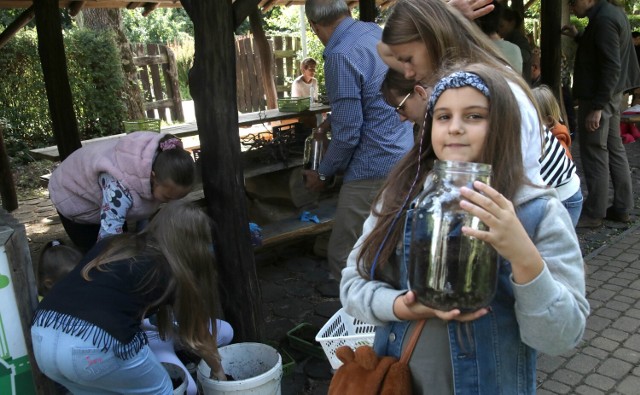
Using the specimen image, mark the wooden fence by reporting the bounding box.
[131,43,184,123]
[133,36,300,117]
[236,35,301,113]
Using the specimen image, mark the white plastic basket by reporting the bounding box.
[315,308,376,369]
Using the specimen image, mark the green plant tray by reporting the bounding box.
[266,341,296,377]
[123,118,161,133]
[277,97,311,112]
[286,323,326,360]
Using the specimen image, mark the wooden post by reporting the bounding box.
[359,0,377,22]
[0,122,17,212]
[33,0,81,161]
[162,45,185,122]
[182,0,263,342]
[0,217,58,394]
[250,8,278,109]
[540,0,561,96]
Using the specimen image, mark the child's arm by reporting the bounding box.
[460,181,589,355]
[98,173,133,240]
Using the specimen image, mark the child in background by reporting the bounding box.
[291,57,319,101]
[341,63,589,394]
[531,85,583,226]
[32,201,228,394]
[37,240,82,297]
[49,132,195,253]
[532,85,573,157]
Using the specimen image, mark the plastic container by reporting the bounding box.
[277,97,310,112]
[162,362,187,395]
[315,308,376,370]
[409,160,498,311]
[122,118,161,133]
[286,323,325,360]
[197,342,282,395]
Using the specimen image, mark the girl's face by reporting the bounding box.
[387,41,434,83]
[393,86,430,124]
[431,87,489,163]
[152,175,192,203]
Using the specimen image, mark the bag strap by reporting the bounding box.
[400,319,426,364]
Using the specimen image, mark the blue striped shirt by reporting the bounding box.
[318,18,413,182]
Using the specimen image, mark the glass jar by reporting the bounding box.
[303,128,327,171]
[408,160,497,311]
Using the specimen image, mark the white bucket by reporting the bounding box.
[197,342,282,395]
[162,362,188,395]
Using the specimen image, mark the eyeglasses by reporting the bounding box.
[395,92,412,114]
[568,0,576,5]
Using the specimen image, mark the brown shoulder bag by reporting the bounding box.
[328,319,426,395]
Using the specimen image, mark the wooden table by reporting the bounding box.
[29,104,331,162]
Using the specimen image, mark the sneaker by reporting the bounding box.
[577,215,603,228]
[605,207,631,223]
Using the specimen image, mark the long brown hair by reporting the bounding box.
[358,63,526,278]
[381,0,532,101]
[82,200,220,356]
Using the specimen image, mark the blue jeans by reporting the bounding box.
[562,188,584,228]
[31,324,172,395]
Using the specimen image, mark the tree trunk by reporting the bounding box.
[81,9,145,120]
[182,0,263,342]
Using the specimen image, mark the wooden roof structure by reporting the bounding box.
[0,0,398,11]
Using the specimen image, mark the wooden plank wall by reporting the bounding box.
[236,35,301,113]
[132,43,184,123]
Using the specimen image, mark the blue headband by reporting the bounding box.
[427,71,491,115]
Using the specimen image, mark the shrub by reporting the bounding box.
[0,28,126,161]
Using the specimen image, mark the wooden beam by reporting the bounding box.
[68,0,85,16]
[0,122,17,212]
[182,0,263,343]
[34,0,81,160]
[141,1,158,16]
[233,0,261,29]
[359,0,376,22]
[0,5,34,51]
[249,8,278,109]
[540,0,561,95]
[126,2,143,8]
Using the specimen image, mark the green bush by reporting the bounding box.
[0,28,126,161]
[65,28,126,139]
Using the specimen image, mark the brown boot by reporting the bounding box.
[577,215,603,228]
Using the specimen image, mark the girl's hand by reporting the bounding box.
[204,353,226,381]
[394,290,490,322]
[459,181,544,284]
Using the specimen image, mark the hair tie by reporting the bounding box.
[428,71,490,116]
[51,240,61,247]
[159,137,183,151]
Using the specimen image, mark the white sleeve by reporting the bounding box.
[340,206,406,326]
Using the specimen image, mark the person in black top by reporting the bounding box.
[31,200,226,394]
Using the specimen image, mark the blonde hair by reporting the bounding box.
[532,85,562,125]
[82,200,220,356]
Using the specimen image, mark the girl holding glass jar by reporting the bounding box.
[340,63,588,395]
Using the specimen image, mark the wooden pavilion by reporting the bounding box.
[0,1,566,392]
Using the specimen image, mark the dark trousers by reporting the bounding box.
[57,212,100,253]
[577,93,633,218]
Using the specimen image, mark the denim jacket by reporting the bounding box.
[372,198,547,394]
